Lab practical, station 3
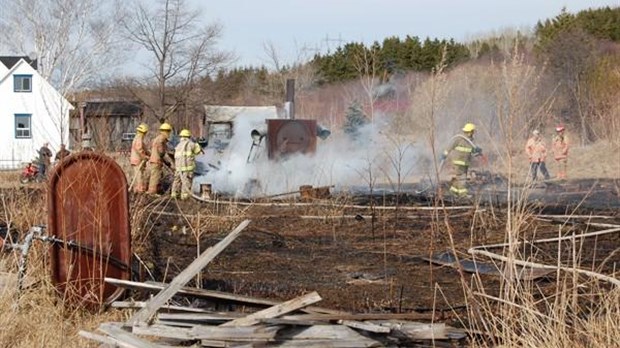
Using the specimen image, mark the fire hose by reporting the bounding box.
[2,226,133,295]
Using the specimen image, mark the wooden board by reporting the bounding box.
[128,220,250,325]
[221,291,321,327]
[106,278,345,315]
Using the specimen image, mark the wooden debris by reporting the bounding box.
[337,320,391,333]
[281,312,435,321]
[106,278,343,315]
[113,301,211,313]
[128,220,251,326]
[98,323,160,348]
[80,219,468,348]
[220,291,321,327]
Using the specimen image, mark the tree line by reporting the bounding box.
[2,1,618,144]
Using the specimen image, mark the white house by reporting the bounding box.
[0,56,74,169]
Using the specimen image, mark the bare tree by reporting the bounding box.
[352,44,380,124]
[0,0,127,92]
[260,40,319,108]
[123,0,231,124]
[0,0,126,149]
[542,27,598,145]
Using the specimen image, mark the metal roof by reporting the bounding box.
[204,105,278,122]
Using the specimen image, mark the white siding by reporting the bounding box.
[0,60,73,169]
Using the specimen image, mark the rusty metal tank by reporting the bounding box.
[47,152,131,308]
[266,119,317,159]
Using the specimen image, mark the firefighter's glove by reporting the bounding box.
[473,146,483,156]
[439,153,447,162]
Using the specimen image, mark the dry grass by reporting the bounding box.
[412,48,620,348]
[0,245,125,348]
[0,171,23,189]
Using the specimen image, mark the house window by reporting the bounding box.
[121,132,136,141]
[14,74,32,92]
[15,114,32,139]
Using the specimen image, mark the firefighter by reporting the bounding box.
[525,129,550,181]
[54,143,71,162]
[171,129,202,200]
[38,142,53,176]
[441,123,482,197]
[552,125,569,179]
[130,123,150,193]
[147,122,173,195]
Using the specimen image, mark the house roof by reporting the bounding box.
[204,105,278,123]
[0,56,37,70]
[82,101,143,117]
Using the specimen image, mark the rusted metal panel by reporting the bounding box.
[48,152,131,308]
[266,119,317,160]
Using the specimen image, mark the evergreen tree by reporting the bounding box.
[343,101,369,140]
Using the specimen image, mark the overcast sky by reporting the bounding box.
[195,0,620,68]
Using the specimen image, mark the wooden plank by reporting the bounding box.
[259,318,327,326]
[220,292,322,327]
[337,320,391,334]
[78,330,119,346]
[106,278,345,315]
[113,301,210,313]
[268,325,383,347]
[279,325,367,340]
[375,321,447,340]
[252,340,382,348]
[158,312,243,322]
[199,339,229,347]
[127,220,250,326]
[202,342,252,348]
[131,324,279,341]
[98,323,161,348]
[281,312,433,321]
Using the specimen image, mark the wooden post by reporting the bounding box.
[127,220,250,326]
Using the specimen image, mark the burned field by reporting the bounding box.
[0,174,617,347]
[131,180,620,318]
[1,169,619,347]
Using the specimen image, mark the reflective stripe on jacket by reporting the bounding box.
[444,136,475,167]
[130,133,148,165]
[552,135,569,160]
[525,137,547,163]
[174,139,201,172]
[149,133,168,164]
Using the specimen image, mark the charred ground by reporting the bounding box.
[129,179,620,324]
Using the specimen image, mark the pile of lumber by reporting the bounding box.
[79,220,467,347]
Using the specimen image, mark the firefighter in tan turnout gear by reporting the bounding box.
[130,123,150,193]
[147,123,173,195]
[525,129,550,181]
[441,123,482,197]
[171,129,202,200]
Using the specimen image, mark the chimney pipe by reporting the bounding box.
[286,79,295,120]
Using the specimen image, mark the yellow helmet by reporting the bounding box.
[462,123,476,132]
[136,123,148,133]
[179,129,191,138]
[159,122,172,131]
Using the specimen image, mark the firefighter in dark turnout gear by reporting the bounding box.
[441,123,482,197]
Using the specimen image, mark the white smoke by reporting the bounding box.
[193,111,430,198]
